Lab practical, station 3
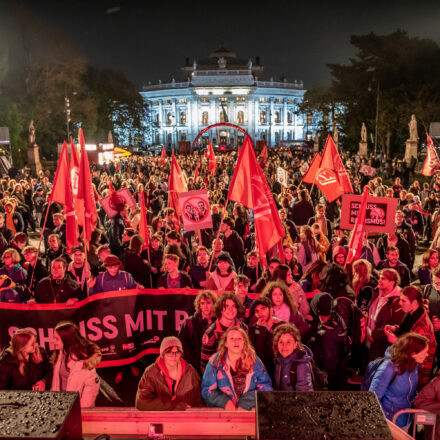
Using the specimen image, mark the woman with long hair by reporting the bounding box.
[271,264,309,318]
[136,336,203,410]
[0,329,51,390]
[205,252,237,291]
[369,333,429,429]
[51,321,101,408]
[351,259,377,312]
[384,286,437,386]
[261,281,309,336]
[283,244,303,281]
[201,326,272,410]
[311,223,330,262]
[297,225,321,273]
[418,249,439,287]
[272,322,313,391]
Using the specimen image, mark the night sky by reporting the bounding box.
[1,0,440,89]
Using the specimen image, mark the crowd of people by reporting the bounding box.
[1,147,440,433]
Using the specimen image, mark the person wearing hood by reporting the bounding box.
[272,322,313,391]
[4,201,24,234]
[205,251,237,291]
[136,336,203,411]
[305,292,348,389]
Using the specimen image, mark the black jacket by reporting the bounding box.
[122,249,151,288]
[0,347,52,390]
[222,230,244,270]
[377,259,411,288]
[34,276,82,303]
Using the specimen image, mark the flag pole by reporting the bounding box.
[29,199,52,292]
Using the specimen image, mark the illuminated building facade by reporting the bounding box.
[140,48,306,149]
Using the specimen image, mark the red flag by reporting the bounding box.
[159,146,167,166]
[168,151,188,216]
[420,134,440,176]
[194,160,201,180]
[320,135,353,193]
[315,169,344,203]
[138,191,149,248]
[77,128,98,244]
[345,187,369,266]
[70,137,85,228]
[228,137,285,262]
[302,153,322,184]
[207,142,216,176]
[259,143,268,168]
[50,141,79,253]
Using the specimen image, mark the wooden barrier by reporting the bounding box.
[82,407,413,439]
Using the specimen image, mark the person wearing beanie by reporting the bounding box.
[136,336,203,411]
[305,292,348,390]
[205,251,237,291]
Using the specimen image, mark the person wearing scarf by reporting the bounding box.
[136,336,203,410]
[384,286,436,386]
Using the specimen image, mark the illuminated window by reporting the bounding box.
[167,112,172,125]
[275,111,281,123]
[166,99,171,104]
[180,112,186,124]
[202,111,209,125]
[178,98,187,103]
[154,101,159,105]
[219,110,226,123]
[218,97,228,102]
[237,111,244,124]
[274,98,281,103]
[259,97,268,103]
[287,99,292,103]
[236,97,246,102]
[200,97,210,103]
[260,111,266,124]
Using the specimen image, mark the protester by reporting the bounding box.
[136,336,204,410]
[51,321,101,408]
[157,253,192,289]
[201,326,272,410]
[205,252,237,291]
[418,249,439,287]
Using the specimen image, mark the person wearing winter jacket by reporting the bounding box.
[205,252,237,291]
[136,336,204,411]
[201,326,272,410]
[0,329,52,390]
[220,217,245,270]
[272,322,313,391]
[369,333,429,429]
[51,321,101,408]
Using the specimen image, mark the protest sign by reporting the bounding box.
[178,190,213,232]
[277,167,288,187]
[0,289,199,368]
[340,194,398,233]
[100,188,137,218]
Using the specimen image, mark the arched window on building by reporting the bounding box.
[219,110,227,123]
[181,132,186,140]
[166,112,172,125]
[202,111,209,125]
[260,111,266,124]
[237,110,244,124]
[287,112,292,124]
[275,111,281,124]
[180,112,186,125]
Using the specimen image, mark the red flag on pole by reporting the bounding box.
[159,146,167,166]
[420,134,440,176]
[168,151,188,216]
[69,136,85,228]
[259,143,268,168]
[345,187,369,266]
[302,152,322,184]
[207,141,216,176]
[77,128,97,244]
[138,191,149,248]
[50,141,79,254]
[320,134,353,193]
[315,169,344,202]
[228,137,285,262]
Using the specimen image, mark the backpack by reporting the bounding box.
[290,360,328,390]
[360,357,397,391]
[335,296,364,347]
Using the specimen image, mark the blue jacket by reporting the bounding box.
[90,270,137,295]
[274,345,313,391]
[369,356,418,428]
[201,353,273,410]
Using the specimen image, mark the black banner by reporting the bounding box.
[0,289,197,367]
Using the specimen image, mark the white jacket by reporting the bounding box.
[51,352,100,408]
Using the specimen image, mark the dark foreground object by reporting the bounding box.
[0,390,82,439]
[256,391,393,440]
